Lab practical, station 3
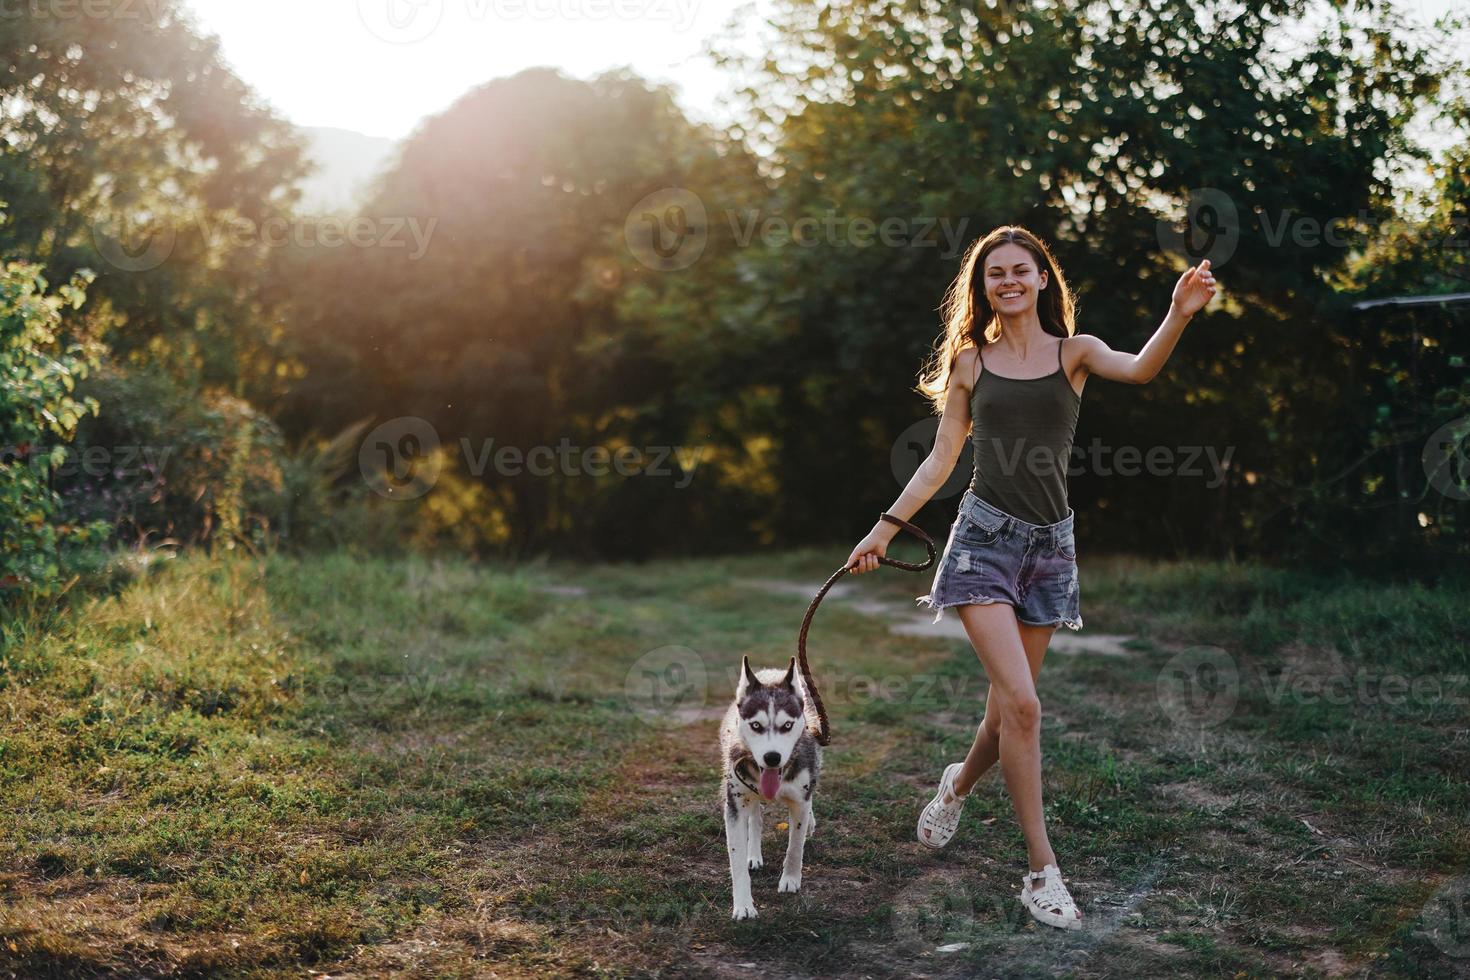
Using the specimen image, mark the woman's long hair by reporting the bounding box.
[916,226,1077,415]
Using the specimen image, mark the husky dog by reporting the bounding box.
[719,655,822,920]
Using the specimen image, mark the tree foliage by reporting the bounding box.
[0,0,307,398]
[0,258,105,593]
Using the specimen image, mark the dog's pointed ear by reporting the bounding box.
[780,656,798,691]
[739,655,761,696]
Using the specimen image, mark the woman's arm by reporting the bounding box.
[847,347,977,573]
[1075,259,1219,384]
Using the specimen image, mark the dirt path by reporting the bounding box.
[734,576,1136,656]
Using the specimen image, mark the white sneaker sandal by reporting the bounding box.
[1019,863,1082,930]
[917,762,969,849]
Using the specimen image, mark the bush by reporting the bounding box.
[0,261,110,596]
[58,365,286,549]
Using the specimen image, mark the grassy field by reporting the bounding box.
[1,547,1468,978]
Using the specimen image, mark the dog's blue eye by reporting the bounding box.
[750,722,763,732]
[781,722,793,732]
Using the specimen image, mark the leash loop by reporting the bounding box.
[797,513,937,746]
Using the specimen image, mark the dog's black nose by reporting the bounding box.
[763,752,781,768]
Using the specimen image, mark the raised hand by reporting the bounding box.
[1171,259,1219,317]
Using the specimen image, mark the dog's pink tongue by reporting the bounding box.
[759,767,781,800]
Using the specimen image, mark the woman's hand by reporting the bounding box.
[1170,259,1219,317]
[846,523,895,574]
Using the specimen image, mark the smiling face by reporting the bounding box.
[981,241,1049,317]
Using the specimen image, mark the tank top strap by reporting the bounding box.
[1057,336,1065,372]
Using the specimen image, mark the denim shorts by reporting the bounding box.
[915,489,1082,631]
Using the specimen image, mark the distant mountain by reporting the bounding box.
[295,126,400,213]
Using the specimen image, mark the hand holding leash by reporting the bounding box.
[798,512,937,745]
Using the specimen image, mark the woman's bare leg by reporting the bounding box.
[952,617,1055,796]
[948,604,1061,877]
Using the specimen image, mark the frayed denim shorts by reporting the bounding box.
[915,489,1082,631]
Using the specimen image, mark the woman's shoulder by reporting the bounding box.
[1064,332,1105,359]
[953,345,983,391]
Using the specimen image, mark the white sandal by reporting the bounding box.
[1019,863,1082,930]
[917,762,969,849]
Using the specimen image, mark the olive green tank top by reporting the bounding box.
[969,337,1081,526]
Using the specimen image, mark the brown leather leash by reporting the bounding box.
[797,512,937,746]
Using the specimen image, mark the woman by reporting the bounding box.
[845,226,1218,930]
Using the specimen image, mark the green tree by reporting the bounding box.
[279,68,764,556]
[708,0,1456,565]
[0,256,105,594]
[0,0,307,400]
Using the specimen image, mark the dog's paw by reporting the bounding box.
[732,901,758,921]
[747,855,764,871]
[778,872,802,894]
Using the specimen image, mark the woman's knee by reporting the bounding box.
[1000,692,1042,734]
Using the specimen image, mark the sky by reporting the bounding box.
[183,0,772,141]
